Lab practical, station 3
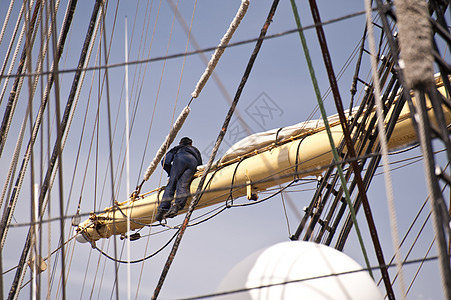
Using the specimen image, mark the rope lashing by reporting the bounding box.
[394,0,434,90]
[190,0,249,99]
[143,105,191,182]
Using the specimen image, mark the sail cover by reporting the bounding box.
[217,109,357,165]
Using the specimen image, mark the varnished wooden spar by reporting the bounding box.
[76,80,451,243]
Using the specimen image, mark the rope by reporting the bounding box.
[142,106,191,182]
[151,2,280,298]
[280,186,291,236]
[136,0,185,194]
[89,229,179,264]
[132,0,163,189]
[395,0,434,90]
[415,89,451,298]
[2,0,65,222]
[5,1,97,298]
[191,0,249,98]
[365,0,406,297]
[0,1,26,106]
[405,237,436,297]
[0,0,37,157]
[0,0,42,251]
[167,0,253,139]
[0,0,15,47]
[0,9,371,81]
[289,0,373,277]
[139,0,248,192]
[6,144,439,230]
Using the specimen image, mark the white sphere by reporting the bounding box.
[75,231,89,243]
[217,241,383,300]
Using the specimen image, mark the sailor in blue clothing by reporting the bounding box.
[155,137,203,221]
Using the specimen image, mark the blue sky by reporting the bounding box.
[0,0,447,299]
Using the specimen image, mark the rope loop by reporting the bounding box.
[294,135,308,181]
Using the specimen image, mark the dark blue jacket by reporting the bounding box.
[162,145,202,175]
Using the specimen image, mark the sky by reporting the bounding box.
[0,0,448,299]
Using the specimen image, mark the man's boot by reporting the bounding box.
[164,203,181,218]
[155,208,167,222]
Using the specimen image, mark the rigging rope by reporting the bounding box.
[151,1,280,298]
[365,1,406,296]
[132,0,163,188]
[395,0,451,296]
[138,0,249,191]
[142,106,191,182]
[3,145,441,230]
[5,1,99,298]
[0,0,15,48]
[289,0,373,277]
[0,1,26,106]
[0,0,42,251]
[191,0,249,98]
[0,0,38,158]
[0,9,370,81]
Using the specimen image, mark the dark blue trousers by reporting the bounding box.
[160,152,198,210]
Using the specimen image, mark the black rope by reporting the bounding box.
[294,135,308,181]
[226,157,246,207]
[228,181,296,208]
[88,229,179,264]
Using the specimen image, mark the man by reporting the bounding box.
[155,137,203,222]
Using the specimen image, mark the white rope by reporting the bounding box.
[143,106,191,181]
[0,1,27,104]
[191,0,249,98]
[0,0,62,213]
[11,5,102,292]
[0,0,16,48]
[364,1,407,298]
[42,0,104,212]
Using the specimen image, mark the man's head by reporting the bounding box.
[179,137,192,146]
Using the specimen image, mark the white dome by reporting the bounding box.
[217,241,383,300]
